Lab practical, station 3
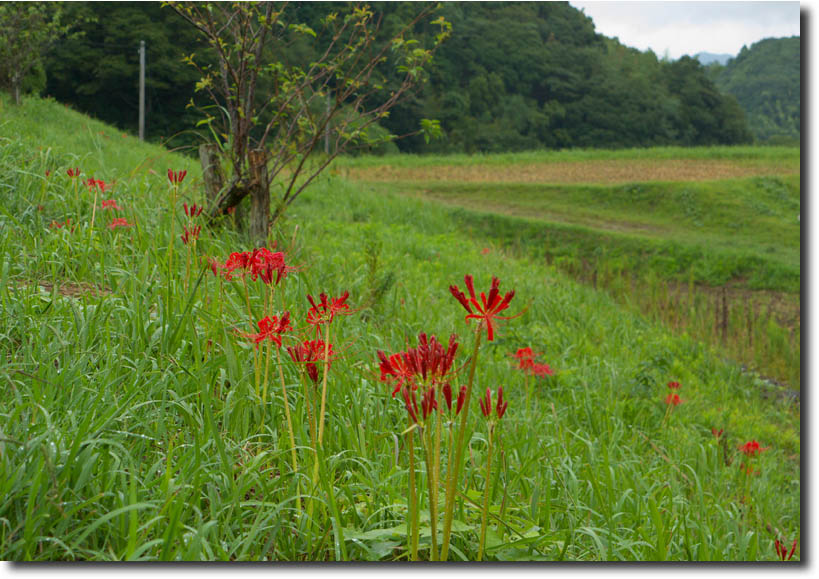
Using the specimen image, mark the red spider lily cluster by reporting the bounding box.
[479,387,507,421]
[49,218,73,232]
[711,428,724,439]
[181,203,204,245]
[663,380,684,406]
[377,333,459,397]
[287,339,334,383]
[242,313,293,347]
[306,291,352,332]
[183,203,203,218]
[181,225,201,245]
[210,247,293,284]
[738,439,769,457]
[66,167,81,178]
[168,169,187,184]
[101,199,121,211]
[85,178,110,193]
[401,384,440,424]
[450,275,516,341]
[441,382,467,416]
[664,393,682,406]
[774,538,797,561]
[512,347,553,377]
[108,217,133,230]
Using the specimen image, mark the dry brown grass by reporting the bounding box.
[343,159,799,184]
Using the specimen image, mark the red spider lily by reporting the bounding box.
[531,363,554,377]
[66,168,81,178]
[421,386,438,420]
[85,178,110,192]
[450,275,516,341]
[378,351,417,395]
[108,217,133,230]
[49,218,73,232]
[479,388,493,418]
[377,333,459,397]
[667,381,681,390]
[168,169,187,184]
[512,347,554,377]
[712,428,724,439]
[306,291,352,330]
[738,439,769,457]
[512,347,537,371]
[101,199,121,210]
[287,339,333,383]
[401,385,420,424]
[45,170,51,177]
[250,247,292,286]
[664,393,682,406]
[218,251,253,280]
[208,257,225,278]
[481,247,491,255]
[183,203,204,218]
[241,313,292,348]
[441,382,467,415]
[226,206,236,215]
[496,386,508,419]
[181,225,201,245]
[775,538,797,561]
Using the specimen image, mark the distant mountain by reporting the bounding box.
[694,52,734,66]
[710,37,800,144]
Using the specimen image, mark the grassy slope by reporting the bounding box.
[0,97,800,561]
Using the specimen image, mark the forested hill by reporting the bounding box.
[42,1,753,154]
[708,36,801,144]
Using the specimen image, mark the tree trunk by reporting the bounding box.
[249,148,270,247]
[13,80,21,106]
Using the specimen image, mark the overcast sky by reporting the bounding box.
[568,1,801,59]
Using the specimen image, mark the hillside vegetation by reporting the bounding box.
[710,37,801,144]
[40,1,752,153]
[0,97,800,561]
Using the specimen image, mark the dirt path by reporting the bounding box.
[343,159,798,184]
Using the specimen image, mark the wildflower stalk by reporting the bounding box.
[88,185,99,232]
[311,324,333,505]
[440,325,483,561]
[477,423,494,561]
[276,346,300,511]
[524,373,531,418]
[407,423,419,561]
[261,337,272,422]
[167,181,178,280]
[317,322,332,447]
[422,422,438,560]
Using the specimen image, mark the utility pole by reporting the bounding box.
[139,40,145,141]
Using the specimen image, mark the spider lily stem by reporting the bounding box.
[477,424,494,561]
[440,324,483,561]
[276,346,300,511]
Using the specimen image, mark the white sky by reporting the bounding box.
[568,1,801,59]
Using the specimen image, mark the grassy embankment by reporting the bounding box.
[336,148,801,389]
[0,96,800,561]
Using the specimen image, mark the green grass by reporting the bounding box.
[356,177,800,292]
[333,145,801,169]
[0,95,801,561]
